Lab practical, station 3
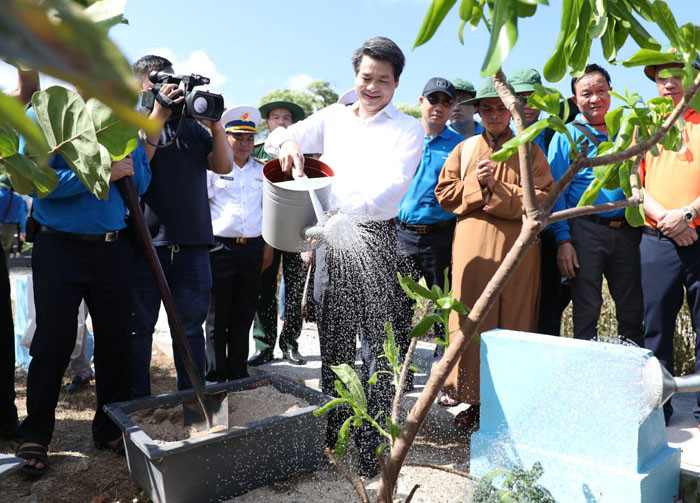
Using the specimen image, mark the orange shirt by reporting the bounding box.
[640,109,700,227]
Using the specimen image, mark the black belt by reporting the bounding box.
[395,218,454,235]
[215,235,264,245]
[38,225,121,242]
[641,226,700,238]
[582,214,627,229]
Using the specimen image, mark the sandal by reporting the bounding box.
[16,442,49,478]
[437,392,459,407]
[94,436,125,456]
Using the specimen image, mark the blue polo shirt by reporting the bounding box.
[398,126,465,224]
[0,189,28,233]
[547,114,625,243]
[448,121,483,137]
[21,108,151,234]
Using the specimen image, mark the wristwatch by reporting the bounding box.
[682,206,695,223]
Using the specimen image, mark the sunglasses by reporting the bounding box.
[426,95,455,107]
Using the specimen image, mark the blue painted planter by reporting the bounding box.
[470,329,681,503]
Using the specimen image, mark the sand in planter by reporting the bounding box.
[130,385,310,444]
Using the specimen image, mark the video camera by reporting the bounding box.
[141,71,224,121]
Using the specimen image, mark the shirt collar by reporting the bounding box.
[575,113,607,138]
[350,101,399,120]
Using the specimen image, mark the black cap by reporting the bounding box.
[422,78,456,100]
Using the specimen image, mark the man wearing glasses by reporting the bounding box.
[394,78,464,393]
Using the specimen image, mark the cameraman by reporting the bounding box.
[130,55,232,398]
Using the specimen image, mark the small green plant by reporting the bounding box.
[313,270,469,461]
[368,321,421,390]
[398,268,470,350]
[473,462,556,503]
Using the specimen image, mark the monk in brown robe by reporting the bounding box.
[434,79,553,430]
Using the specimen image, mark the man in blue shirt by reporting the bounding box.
[0,175,28,270]
[448,79,483,138]
[547,64,643,345]
[16,102,151,476]
[394,77,464,390]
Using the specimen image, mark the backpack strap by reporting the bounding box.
[571,121,603,147]
[459,136,481,180]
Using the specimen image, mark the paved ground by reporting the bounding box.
[9,265,700,495]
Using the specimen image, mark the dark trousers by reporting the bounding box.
[253,250,305,352]
[20,232,132,446]
[0,240,18,434]
[314,221,397,463]
[130,246,211,398]
[537,232,571,336]
[641,231,700,422]
[394,219,454,352]
[569,217,644,345]
[205,238,264,381]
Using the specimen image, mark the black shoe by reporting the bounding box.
[64,375,89,394]
[248,350,273,367]
[282,349,306,366]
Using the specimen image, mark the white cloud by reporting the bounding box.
[285,73,314,92]
[145,47,228,94]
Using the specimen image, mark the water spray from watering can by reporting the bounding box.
[642,356,700,411]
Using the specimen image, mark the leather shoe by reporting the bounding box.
[282,349,306,366]
[64,375,89,394]
[454,405,480,433]
[247,350,273,367]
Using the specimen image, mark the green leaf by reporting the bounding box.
[334,417,353,458]
[459,0,475,19]
[32,87,111,199]
[577,178,604,207]
[588,0,608,39]
[543,0,576,82]
[527,85,563,115]
[492,118,548,161]
[452,300,470,314]
[83,0,128,30]
[0,0,152,133]
[601,16,617,61]
[86,98,139,162]
[399,274,436,301]
[516,1,537,17]
[614,20,630,52]
[619,160,632,197]
[313,397,347,417]
[621,48,683,68]
[408,364,422,372]
[481,0,518,77]
[458,19,467,44]
[0,153,57,196]
[442,266,450,297]
[376,442,391,456]
[605,107,624,139]
[0,124,19,158]
[567,0,592,75]
[625,204,646,227]
[651,1,684,54]
[0,91,48,159]
[620,6,660,49]
[414,0,458,48]
[408,314,440,339]
[331,364,367,411]
[627,0,655,22]
[385,417,402,441]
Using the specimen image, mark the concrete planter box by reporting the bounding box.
[104,374,329,503]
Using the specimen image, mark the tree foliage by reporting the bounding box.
[395,103,421,119]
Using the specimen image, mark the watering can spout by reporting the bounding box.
[642,356,700,411]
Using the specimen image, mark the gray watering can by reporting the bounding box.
[642,356,700,411]
[262,157,334,253]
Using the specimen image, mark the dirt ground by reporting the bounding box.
[0,346,474,503]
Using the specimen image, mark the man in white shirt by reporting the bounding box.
[266,37,423,477]
[206,105,273,381]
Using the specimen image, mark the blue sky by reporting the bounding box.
[1,0,698,110]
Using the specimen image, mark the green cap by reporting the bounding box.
[259,100,305,123]
[507,68,542,94]
[461,79,516,106]
[452,78,476,94]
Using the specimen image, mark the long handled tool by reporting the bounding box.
[119,177,227,431]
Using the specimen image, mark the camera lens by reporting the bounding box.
[193,96,209,114]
